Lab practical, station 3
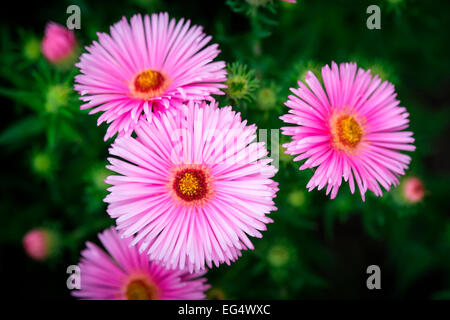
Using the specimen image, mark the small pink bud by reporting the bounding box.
[23,229,52,261]
[41,22,77,64]
[403,177,425,203]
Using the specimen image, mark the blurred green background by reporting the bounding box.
[1,0,449,299]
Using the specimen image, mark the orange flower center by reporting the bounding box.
[124,277,159,300]
[171,165,213,205]
[178,172,202,197]
[336,115,362,147]
[130,69,169,99]
[330,112,365,153]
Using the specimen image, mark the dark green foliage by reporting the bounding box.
[1,0,449,299]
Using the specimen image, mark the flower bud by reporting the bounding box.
[23,37,41,61]
[45,84,71,113]
[402,176,425,204]
[23,229,58,261]
[41,22,78,68]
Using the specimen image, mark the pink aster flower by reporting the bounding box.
[280,62,415,201]
[73,227,210,300]
[75,12,227,140]
[104,100,278,272]
[41,22,77,64]
[402,176,425,203]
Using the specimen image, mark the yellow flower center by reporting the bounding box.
[330,112,365,153]
[170,165,213,205]
[178,172,201,197]
[125,278,158,300]
[135,70,163,91]
[336,115,362,148]
[130,69,169,99]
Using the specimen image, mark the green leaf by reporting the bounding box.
[0,86,43,111]
[0,116,44,145]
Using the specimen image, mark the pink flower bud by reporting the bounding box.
[41,22,77,64]
[23,229,51,261]
[403,177,425,203]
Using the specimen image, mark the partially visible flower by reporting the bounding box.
[287,189,306,208]
[83,165,111,214]
[73,228,209,300]
[225,62,259,102]
[282,0,297,3]
[23,36,41,61]
[41,22,78,67]
[45,84,71,113]
[75,13,226,140]
[256,84,279,111]
[279,142,294,164]
[280,62,415,201]
[402,176,425,203]
[367,62,399,86]
[23,228,58,261]
[89,165,110,191]
[31,151,53,177]
[267,244,291,268]
[291,60,321,84]
[105,100,278,272]
[352,57,400,86]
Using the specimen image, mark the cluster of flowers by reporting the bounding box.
[25,8,416,300]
